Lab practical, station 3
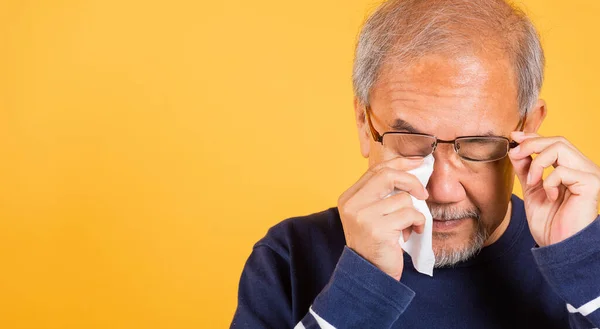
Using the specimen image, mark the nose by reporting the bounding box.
[426,145,466,204]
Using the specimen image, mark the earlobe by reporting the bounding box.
[524,99,547,133]
[353,97,371,158]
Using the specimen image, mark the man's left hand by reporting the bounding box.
[508,131,600,247]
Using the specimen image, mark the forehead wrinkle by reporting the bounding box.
[386,91,491,118]
[383,99,509,138]
[370,53,520,139]
[375,54,506,106]
[384,79,487,104]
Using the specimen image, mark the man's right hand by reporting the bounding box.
[337,157,429,281]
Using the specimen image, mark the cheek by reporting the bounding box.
[369,141,398,166]
[466,158,515,227]
[465,158,514,197]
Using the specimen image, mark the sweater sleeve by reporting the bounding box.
[230,245,416,329]
[531,216,600,328]
[230,245,294,329]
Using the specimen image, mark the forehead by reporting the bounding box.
[369,53,519,137]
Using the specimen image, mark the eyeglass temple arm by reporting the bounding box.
[509,113,528,148]
[364,106,383,143]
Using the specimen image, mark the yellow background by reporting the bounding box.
[0,0,598,328]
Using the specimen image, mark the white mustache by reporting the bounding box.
[428,205,480,221]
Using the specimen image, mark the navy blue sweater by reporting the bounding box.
[231,195,600,328]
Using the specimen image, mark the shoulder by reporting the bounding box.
[255,207,346,263]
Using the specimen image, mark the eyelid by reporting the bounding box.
[456,136,509,140]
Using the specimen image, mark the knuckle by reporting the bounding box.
[393,191,413,205]
[405,173,420,186]
[381,167,397,180]
[553,166,566,176]
[410,207,425,219]
[339,198,358,220]
[368,163,382,174]
[542,178,552,189]
[337,195,349,210]
[336,194,346,209]
[551,141,566,151]
[339,206,352,221]
[396,206,414,218]
[544,168,560,185]
[355,207,369,224]
[409,208,426,223]
[590,174,600,190]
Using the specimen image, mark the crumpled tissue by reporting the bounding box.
[384,154,435,276]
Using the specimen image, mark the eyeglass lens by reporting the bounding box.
[382,134,510,162]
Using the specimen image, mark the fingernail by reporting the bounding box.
[510,145,521,155]
[526,172,532,185]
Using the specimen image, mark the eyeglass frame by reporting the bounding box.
[364,105,527,163]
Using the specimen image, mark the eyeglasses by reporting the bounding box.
[364,106,526,163]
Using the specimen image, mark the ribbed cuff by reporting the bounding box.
[311,247,415,329]
[532,216,600,268]
[532,216,600,310]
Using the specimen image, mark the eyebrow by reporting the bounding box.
[390,118,425,134]
[391,118,502,137]
[480,130,500,137]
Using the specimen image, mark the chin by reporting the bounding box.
[432,220,488,268]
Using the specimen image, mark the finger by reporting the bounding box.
[367,156,425,175]
[510,131,539,142]
[353,203,424,243]
[413,222,424,234]
[358,191,415,217]
[361,167,429,201]
[526,141,584,186]
[543,166,600,201]
[379,207,426,236]
[508,149,533,190]
[403,226,413,243]
[339,157,424,204]
[405,219,425,242]
[509,135,580,161]
[346,170,427,212]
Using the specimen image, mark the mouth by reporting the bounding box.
[432,217,470,231]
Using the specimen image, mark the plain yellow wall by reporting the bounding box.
[0,0,598,328]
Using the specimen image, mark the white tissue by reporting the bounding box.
[384,154,435,276]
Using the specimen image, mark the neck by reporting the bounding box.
[483,200,512,247]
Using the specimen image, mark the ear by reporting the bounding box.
[354,97,371,158]
[523,99,547,133]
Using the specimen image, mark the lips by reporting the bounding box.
[432,217,468,230]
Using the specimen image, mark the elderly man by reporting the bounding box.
[230,0,600,328]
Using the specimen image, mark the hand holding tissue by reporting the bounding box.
[384,155,436,276]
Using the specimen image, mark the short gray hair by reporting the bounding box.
[352,0,545,117]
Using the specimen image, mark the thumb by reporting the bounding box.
[508,149,532,190]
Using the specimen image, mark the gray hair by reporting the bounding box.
[352,0,545,117]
